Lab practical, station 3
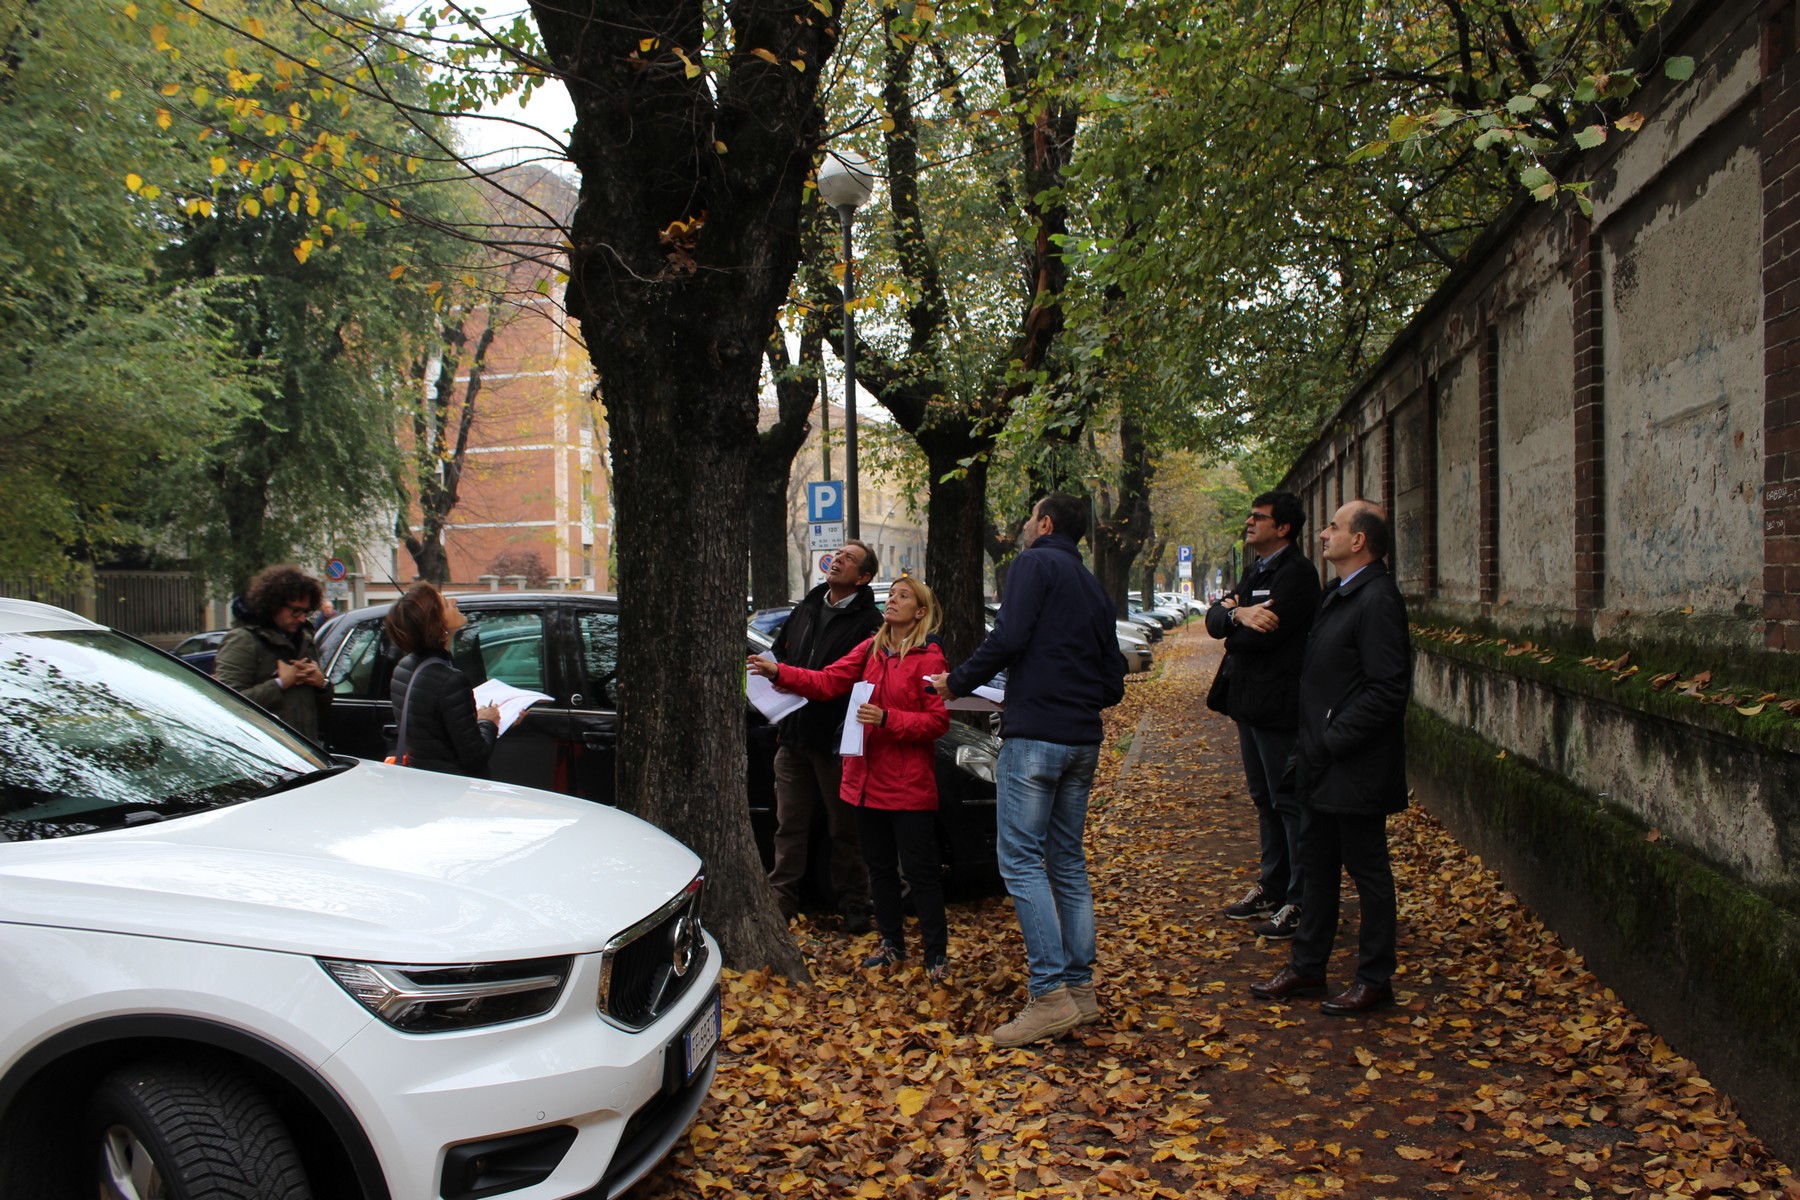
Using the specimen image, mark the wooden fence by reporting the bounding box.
[1,571,210,638]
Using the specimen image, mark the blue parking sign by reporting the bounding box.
[807,481,845,523]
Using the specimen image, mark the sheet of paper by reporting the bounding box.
[839,680,876,756]
[747,653,807,723]
[472,678,555,737]
[942,673,1004,711]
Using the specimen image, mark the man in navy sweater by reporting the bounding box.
[931,492,1125,1046]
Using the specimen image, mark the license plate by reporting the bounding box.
[681,991,721,1082]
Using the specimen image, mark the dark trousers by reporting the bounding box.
[768,745,868,916]
[1237,721,1306,908]
[856,807,947,960]
[1291,809,1397,988]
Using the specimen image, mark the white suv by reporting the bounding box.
[0,599,721,1200]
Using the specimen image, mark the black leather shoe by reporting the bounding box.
[840,903,871,935]
[1249,965,1327,1000]
[1320,981,1396,1016]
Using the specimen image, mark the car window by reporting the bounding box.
[457,610,548,692]
[327,620,386,697]
[576,610,618,707]
[0,631,328,839]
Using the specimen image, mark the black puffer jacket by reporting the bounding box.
[388,650,497,778]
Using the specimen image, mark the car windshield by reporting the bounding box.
[0,631,332,840]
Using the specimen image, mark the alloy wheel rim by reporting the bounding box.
[100,1124,165,1200]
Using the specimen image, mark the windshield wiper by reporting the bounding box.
[252,762,355,799]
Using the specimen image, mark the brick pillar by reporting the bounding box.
[1573,215,1607,630]
[1766,0,1800,650]
[1479,323,1500,617]
[1424,375,1441,598]
[1383,414,1396,518]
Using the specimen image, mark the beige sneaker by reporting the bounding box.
[991,986,1082,1047]
[1067,979,1102,1026]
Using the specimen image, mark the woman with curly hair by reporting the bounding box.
[214,563,332,740]
[749,576,953,979]
[384,582,502,777]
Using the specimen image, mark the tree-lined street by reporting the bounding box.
[642,635,1799,1199]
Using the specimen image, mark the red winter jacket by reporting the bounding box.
[773,636,950,812]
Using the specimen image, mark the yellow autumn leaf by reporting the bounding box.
[294,239,314,264]
[209,156,225,176]
[639,36,657,51]
[125,173,144,193]
[389,264,408,280]
[245,16,265,38]
[160,82,180,96]
[790,58,806,71]
[1736,703,1765,716]
[123,2,137,17]
[896,1086,928,1117]
[155,109,171,129]
[714,140,728,153]
[1395,1146,1432,1161]
[750,47,779,64]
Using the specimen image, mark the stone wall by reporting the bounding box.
[1277,0,1800,1161]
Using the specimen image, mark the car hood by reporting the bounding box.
[0,762,703,962]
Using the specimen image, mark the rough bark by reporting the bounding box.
[749,296,826,608]
[1092,409,1153,616]
[529,0,836,977]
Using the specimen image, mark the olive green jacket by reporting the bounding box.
[214,618,332,741]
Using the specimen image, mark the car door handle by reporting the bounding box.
[582,731,616,749]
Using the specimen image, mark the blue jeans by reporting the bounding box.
[996,737,1100,997]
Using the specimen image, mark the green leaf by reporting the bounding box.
[1664,55,1695,82]
[1573,124,1607,150]
[1518,165,1554,191]
[1505,94,1537,115]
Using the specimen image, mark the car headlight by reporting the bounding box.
[319,956,572,1033]
[954,744,996,783]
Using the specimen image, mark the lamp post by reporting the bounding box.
[817,148,876,539]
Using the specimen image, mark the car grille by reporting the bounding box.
[597,873,708,1030]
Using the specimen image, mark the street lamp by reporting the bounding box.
[817,148,876,539]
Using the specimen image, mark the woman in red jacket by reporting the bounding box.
[750,576,952,978]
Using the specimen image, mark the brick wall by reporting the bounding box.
[1766,0,1800,649]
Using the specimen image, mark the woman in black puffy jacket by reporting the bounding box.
[385,583,501,777]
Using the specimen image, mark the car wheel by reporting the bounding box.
[84,1056,313,1200]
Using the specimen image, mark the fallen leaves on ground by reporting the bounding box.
[636,631,1799,1200]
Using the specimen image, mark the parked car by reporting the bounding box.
[747,605,794,638]
[170,627,228,674]
[318,593,1002,885]
[0,597,721,1200]
[1117,625,1153,674]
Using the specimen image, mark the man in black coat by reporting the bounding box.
[767,540,884,928]
[1252,499,1411,1016]
[1205,492,1321,939]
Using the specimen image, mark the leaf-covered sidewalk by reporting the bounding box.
[638,631,1799,1199]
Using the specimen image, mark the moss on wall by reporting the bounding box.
[1410,617,1800,757]
[1408,705,1800,1069]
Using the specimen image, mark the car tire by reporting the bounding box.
[83,1056,313,1200]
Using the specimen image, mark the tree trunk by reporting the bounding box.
[748,468,797,608]
[532,0,835,977]
[921,440,993,668]
[1092,409,1153,616]
[749,318,823,609]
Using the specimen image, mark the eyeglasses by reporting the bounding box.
[1246,512,1275,523]
[283,603,315,617]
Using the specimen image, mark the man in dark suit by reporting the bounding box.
[1251,499,1411,1016]
[1206,491,1321,939]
